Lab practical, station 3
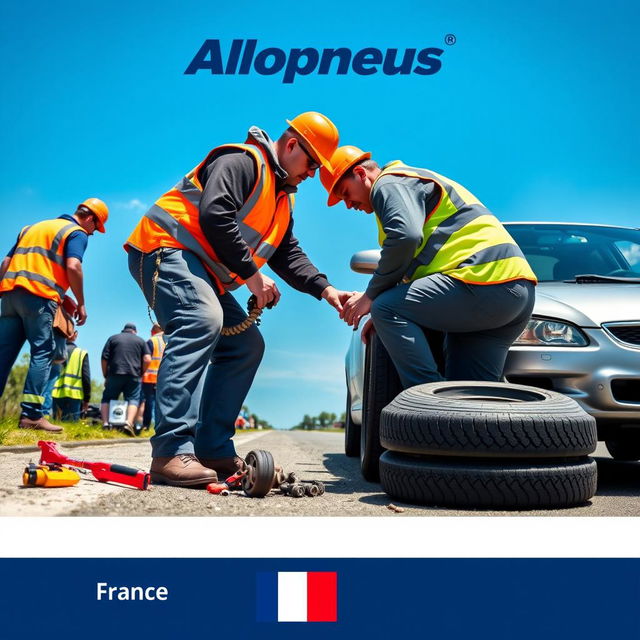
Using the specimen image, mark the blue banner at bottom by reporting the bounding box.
[0,558,638,638]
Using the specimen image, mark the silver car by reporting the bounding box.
[345,223,640,473]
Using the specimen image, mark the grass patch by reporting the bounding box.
[0,416,154,447]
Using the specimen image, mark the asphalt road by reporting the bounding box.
[0,430,639,516]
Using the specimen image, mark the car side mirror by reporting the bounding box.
[350,250,381,274]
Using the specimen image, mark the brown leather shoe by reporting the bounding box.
[18,416,63,433]
[199,456,246,479]
[150,454,218,487]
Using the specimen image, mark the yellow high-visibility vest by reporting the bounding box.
[52,347,87,400]
[372,162,537,285]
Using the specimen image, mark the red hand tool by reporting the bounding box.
[37,440,150,490]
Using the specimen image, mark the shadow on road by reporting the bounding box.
[593,457,640,496]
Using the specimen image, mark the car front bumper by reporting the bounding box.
[505,327,640,423]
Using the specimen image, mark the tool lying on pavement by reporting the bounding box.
[206,449,327,499]
[207,449,275,498]
[37,440,150,490]
[23,462,80,487]
[280,480,325,498]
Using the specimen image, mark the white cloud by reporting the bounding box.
[118,198,148,212]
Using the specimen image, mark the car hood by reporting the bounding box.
[535,282,640,327]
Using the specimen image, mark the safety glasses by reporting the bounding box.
[297,139,320,171]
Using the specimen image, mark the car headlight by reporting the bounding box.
[514,318,589,347]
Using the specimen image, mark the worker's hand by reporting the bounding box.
[75,304,87,326]
[246,271,281,309]
[361,317,374,344]
[341,291,372,329]
[82,401,90,413]
[321,286,355,314]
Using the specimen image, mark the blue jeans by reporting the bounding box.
[141,382,156,427]
[128,247,264,458]
[52,397,82,421]
[370,275,535,388]
[42,362,63,416]
[0,288,58,419]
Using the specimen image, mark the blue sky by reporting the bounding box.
[1,0,638,428]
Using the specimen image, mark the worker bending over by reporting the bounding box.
[0,199,108,431]
[321,146,537,387]
[126,112,352,487]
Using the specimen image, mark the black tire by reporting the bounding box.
[381,381,597,458]
[242,450,275,498]
[344,387,360,458]
[360,332,403,482]
[380,451,597,510]
[605,433,640,461]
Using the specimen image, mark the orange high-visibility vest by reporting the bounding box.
[142,334,165,384]
[125,139,294,293]
[0,218,85,303]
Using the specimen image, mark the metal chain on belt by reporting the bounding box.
[139,250,267,336]
[139,249,162,325]
[220,297,265,336]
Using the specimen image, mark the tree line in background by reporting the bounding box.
[0,355,104,420]
[239,404,273,430]
[1,357,334,432]
[292,411,346,430]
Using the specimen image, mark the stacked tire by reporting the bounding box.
[379,381,598,510]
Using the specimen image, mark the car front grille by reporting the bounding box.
[603,323,640,347]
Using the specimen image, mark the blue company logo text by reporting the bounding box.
[184,39,444,84]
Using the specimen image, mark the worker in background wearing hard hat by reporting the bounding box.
[126,112,353,487]
[0,198,108,432]
[321,146,537,386]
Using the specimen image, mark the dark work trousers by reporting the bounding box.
[128,247,264,459]
[370,274,536,388]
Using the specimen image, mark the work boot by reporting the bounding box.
[18,416,63,433]
[150,454,218,487]
[199,456,246,480]
[122,422,136,437]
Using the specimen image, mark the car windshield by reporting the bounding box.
[504,224,640,282]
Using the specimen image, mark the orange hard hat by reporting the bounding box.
[286,112,339,170]
[320,145,372,206]
[79,198,109,233]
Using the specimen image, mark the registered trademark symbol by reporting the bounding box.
[445,34,456,46]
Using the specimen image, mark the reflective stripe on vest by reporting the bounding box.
[142,335,165,384]
[372,162,537,285]
[0,219,85,303]
[125,140,293,293]
[52,347,87,400]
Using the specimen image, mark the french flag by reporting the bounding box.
[257,571,337,622]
